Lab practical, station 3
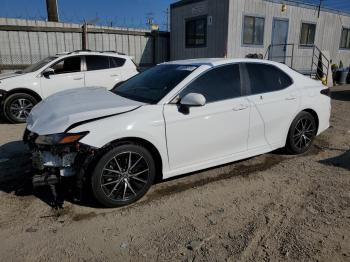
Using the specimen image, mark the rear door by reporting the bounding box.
[40,56,85,98]
[242,63,299,149]
[84,55,126,89]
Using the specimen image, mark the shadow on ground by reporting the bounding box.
[0,140,31,193]
[0,115,9,124]
[319,149,350,171]
[0,140,105,208]
[331,89,350,102]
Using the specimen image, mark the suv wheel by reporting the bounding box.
[91,143,156,207]
[286,111,317,154]
[3,93,37,123]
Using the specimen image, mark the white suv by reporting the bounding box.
[0,50,138,123]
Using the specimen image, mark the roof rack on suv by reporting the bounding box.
[98,50,127,55]
[56,51,70,55]
[71,49,92,54]
[57,50,127,56]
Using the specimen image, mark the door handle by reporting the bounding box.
[110,74,119,77]
[73,77,83,80]
[232,104,248,111]
[285,96,297,101]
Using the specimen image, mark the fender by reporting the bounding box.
[3,87,42,102]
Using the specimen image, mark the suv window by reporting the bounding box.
[51,56,81,74]
[245,63,292,95]
[86,55,110,71]
[23,56,58,73]
[180,64,241,103]
[110,57,126,68]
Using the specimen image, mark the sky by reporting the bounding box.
[0,0,350,31]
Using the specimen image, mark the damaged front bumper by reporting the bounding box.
[23,129,96,188]
[32,150,78,177]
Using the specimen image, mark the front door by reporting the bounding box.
[164,64,250,171]
[40,56,85,98]
[270,18,289,63]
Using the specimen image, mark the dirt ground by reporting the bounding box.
[0,85,349,262]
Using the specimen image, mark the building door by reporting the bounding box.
[270,18,289,63]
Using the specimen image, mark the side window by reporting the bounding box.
[245,63,293,95]
[340,27,350,49]
[110,57,126,68]
[299,22,316,46]
[243,16,265,45]
[85,55,110,71]
[51,56,81,74]
[180,64,241,103]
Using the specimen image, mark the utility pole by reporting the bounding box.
[82,22,88,50]
[317,0,323,18]
[165,8,170,32]
[46,0,59,22]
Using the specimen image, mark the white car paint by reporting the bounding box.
[27,86,145,135]
[26,58,331,180]
[0,51,138,100]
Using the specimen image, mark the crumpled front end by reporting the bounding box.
[23,128,96,189]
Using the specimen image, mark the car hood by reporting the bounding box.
[27,87,145,135]
[0,72,22,81]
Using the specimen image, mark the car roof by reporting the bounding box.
[163,58,286,68]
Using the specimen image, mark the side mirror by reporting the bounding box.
[42,68,55,78]
[180,93,206,107]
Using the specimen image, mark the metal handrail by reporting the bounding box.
[311,45,330,82]
[265,43,330,83]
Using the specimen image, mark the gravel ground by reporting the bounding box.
[0,85,349,262]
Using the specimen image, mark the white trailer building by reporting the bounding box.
[170,0,350,75]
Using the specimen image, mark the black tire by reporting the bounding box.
[91,143,156,207]
[3,93,37,123]
[286,111,317,154]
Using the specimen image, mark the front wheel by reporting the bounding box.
[91,143,156,207]
[3,93,37,123]
[286,111,317,154]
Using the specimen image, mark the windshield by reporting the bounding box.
[113,64,197,104]
[22,56,58,73]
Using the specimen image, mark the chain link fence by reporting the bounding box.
[0,19,170,73]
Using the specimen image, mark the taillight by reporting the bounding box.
[320,88,330,97]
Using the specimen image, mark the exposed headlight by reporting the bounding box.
[35,132,89,145]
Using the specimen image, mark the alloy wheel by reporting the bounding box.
[9,98,34,121]
[100,151,150,202]
[293,117,315,150]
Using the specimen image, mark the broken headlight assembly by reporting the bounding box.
[35,132,89,145]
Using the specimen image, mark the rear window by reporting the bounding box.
[245,63,293,94]
[110,57,126,68]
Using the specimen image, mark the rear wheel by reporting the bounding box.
[286,111,317,154]
[91,143,155,207]
[3,93,37,123]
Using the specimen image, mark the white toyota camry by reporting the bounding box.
[23,58,331,207]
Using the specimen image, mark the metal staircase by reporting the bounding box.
[264,43,330,84]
